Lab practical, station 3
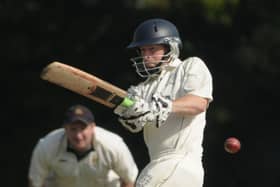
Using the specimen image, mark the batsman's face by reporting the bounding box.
[64,122,94,153]
[139,44,167,67]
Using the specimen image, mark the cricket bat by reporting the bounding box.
[40,61,134,108]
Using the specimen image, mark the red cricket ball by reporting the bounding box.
[224,137,241,154]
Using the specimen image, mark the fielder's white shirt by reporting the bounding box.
[29,126,138,187]
[133,57,213,160]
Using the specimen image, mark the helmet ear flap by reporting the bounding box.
[162,38,181,59]
[170,41,180,59]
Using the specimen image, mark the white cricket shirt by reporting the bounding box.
[134,57,213,160]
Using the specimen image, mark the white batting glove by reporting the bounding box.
[149,93,172,128]
[114,95,150,132]
[118,115,148,133]
[113,85,144,116]
[114,93,172,132]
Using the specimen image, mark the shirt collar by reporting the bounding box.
[66,146,94,161]
[62,131,94,161]
[144,58,181,81]
[169,58,182,67]
[162,58,181,71]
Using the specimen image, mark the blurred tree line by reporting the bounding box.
[2,0,279,186]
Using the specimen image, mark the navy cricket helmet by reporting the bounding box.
[127,18,182,49]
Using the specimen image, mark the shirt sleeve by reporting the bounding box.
[28,139,49,187]
[111,138,139,184]
[182,57,213,102]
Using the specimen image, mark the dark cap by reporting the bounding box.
[63,105,95,125]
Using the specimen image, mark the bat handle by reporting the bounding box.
[120,97,135,108]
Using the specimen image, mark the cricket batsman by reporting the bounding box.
[114,18,213,187]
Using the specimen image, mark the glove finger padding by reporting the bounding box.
[118,115,148,133]
[150,93,172,127]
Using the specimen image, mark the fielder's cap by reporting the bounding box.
[63,104,95,125]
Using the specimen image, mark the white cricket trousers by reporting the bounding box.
[136,153,204,187]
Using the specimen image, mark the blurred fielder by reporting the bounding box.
[28,104,138,187]
[114,18,213,187]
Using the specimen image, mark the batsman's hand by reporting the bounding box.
[113,85,146,117]
[114,95,150,132]
[114,93,172,132]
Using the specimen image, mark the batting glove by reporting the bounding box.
[114,93,172,132]
[113,85,145,117]
[149,93,172,127]
[114,95,150,132]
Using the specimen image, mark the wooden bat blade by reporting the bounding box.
[40,61,127,108]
